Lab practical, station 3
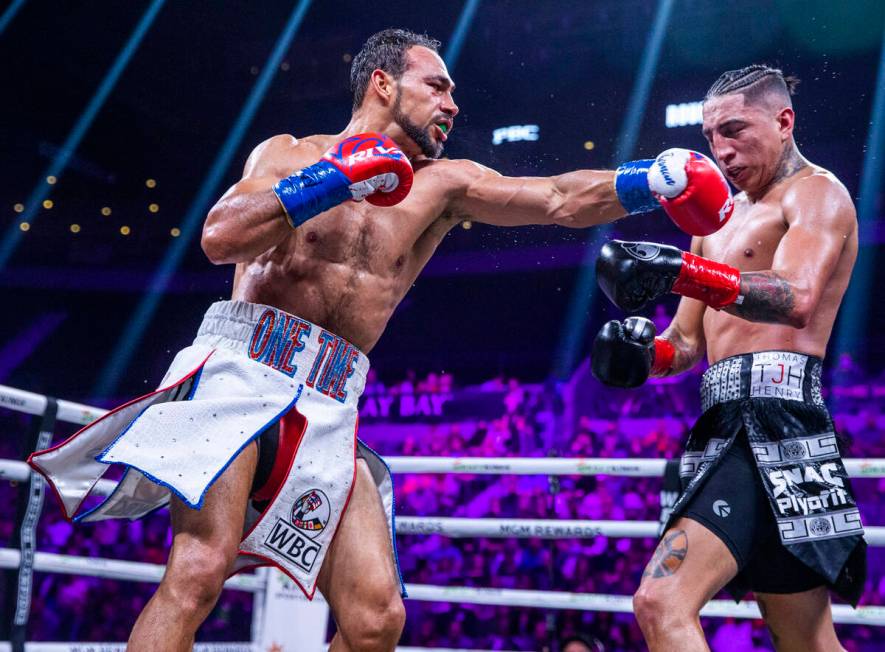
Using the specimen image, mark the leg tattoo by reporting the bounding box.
[643,530,688,579]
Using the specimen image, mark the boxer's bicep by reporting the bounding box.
[202,136,306,264]
[729,176,856,327]
[449,164,553,226]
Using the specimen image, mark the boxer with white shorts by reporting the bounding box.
[31,28,732,652]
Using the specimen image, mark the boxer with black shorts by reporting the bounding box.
[592,65,865,651]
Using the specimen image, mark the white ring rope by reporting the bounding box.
[394,516,885,546]
[0,546,881,627]
[0,548,264,592]
[0,643,253,652]
[0,644,516,652]
[404,585,885,626]
[2,384,884,478]
[0,384,105,425]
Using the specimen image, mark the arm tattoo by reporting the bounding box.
[655,329,703,377]
[643,529,688,579]
[730,271,798,325]
[757,144,808,197]
[662,330,701,377]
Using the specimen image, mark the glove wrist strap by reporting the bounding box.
[272,160,352,229]
[614,159,658,214]
[651,337,675,376]
[672,251,741,309]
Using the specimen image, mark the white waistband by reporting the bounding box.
[194,300,369,403]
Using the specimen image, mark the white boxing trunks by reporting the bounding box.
[29,300,403,599]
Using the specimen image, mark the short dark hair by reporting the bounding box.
[350,28,441,112]
[704,64,799,107]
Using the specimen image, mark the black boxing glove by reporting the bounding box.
[596,240,742,313]
[591,317,657,388]
[595,241,683,313]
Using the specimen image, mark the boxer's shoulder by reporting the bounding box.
[411,158,497,192]
[782,165,848,200]
[781,166,855,225]
[244,134,328,177]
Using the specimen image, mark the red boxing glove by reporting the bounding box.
[322,132,414,206]
[647,149,734,236]
[651,337,675,376]
[672,251,741,309]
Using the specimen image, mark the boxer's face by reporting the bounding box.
[390,46,458,158]
[702,93,792,194]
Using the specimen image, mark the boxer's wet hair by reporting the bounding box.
[705,64,799,108]
[351,28,441,112]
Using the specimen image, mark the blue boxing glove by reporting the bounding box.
[614,148,733,236]
[273,132,413,228]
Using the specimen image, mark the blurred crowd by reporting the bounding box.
[2,353,885,650]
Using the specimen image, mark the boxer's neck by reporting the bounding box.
[749,140,808,202]
[341,113,422,160]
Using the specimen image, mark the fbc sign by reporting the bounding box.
[492,124,539,145]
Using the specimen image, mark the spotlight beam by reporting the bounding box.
[92,0,314,400]
[834,16,885,362]
[0,0,166,270]
[551,0,675,380]
[444,0,481,72]
[0,0,27,37]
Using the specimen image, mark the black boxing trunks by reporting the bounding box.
[665,350,867,604]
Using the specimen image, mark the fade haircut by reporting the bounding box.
[350,28,441,112]
[704,64,799,108]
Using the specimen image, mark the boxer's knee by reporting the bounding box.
[162,547,233,616]
[633,581,697,637]
[339,584,405,651]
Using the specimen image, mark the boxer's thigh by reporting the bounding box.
[754,587,841,652]
[317,458,402,631]
[167,441,258,572]
[635,516,738,616]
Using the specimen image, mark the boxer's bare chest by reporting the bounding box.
[232,162,456,350]
[700,194,787,272]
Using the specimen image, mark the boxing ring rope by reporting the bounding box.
[2,546,884,627]
[3,382,885,649]
[3,382,884,478]
[0,644,506,652]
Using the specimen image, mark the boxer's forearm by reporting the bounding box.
[654,327,704,377]
[548,170,625,228]
[725,271,810,328]
[202,191,293,264]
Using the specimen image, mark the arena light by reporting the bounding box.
[443,0,481,72]
[492,124,539,145]
[834,19,885,363]
[92,0,314,399]
[665,101,703,128]
[553,0,675,381]
[0,0,26,37]
[0,0,166,270]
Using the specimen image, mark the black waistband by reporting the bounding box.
[701,351,824,412]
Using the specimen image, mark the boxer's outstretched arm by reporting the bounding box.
[202,136,309,264]
[725,174,856,328]
[445,161,625,228]
[656,238,708,377]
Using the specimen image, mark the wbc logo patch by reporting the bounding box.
[262,489,331,573]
